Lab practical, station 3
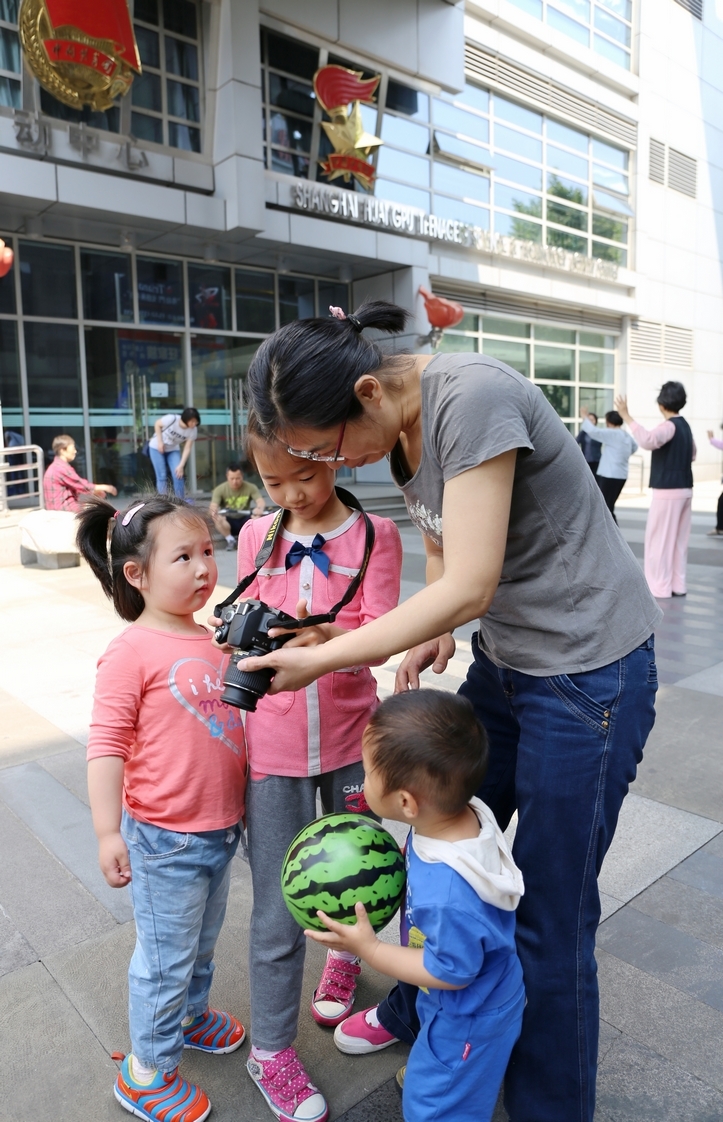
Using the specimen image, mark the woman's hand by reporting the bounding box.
[395,634,456,691]
[708,430,715,441]
[98,832,132,888]
[241,644,330,693]
[614,395,633,424]
[305,901,380,961]
[0,238,13,278]
[174,463,185,479]
[579,405,589,420]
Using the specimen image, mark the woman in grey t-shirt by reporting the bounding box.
[236,301,661,1122]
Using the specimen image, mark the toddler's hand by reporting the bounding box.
[98,833,132,888]
[269,599,332,647]
[305,901,379,961]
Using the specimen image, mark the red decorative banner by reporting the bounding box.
[44,38,117,75]
[321,153,376,184]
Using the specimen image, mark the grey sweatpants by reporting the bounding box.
[246,762,373,1050]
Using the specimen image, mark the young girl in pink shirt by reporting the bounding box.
[77,495,247,1122]
[236,426,402,1122]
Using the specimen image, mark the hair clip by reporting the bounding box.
[113,510,120,519]
[329,306,346,320]
[121,503,145,527]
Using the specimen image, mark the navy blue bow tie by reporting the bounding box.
[285,534,330,577]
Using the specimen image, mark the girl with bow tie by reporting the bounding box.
[238,415,402,1122]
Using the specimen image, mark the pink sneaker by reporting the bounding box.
[311,953,361,1027]
[333,1007,399,1055]
[247,1048,328,1122]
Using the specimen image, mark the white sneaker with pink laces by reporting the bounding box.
[311,951,361,1027]
[247,1048,328,1122]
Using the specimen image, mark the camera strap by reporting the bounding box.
[214,486,376,629]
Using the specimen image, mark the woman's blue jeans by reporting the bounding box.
[149,446,184,497]
[378,635,657,1122]
[121,811,241,1072]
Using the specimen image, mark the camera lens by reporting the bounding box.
[221,657,274,712]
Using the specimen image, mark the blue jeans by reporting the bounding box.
[121,810,241,1072]
[379,636,657,1122]
[149,445,184,497]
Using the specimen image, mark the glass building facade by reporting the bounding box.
[261,29,632,267]
[508,0,633,70]
[0,236,348,493]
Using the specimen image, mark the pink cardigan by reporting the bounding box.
[239,509,402,778]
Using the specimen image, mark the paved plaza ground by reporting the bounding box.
[1,498,722,1121]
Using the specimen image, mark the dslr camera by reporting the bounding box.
[214,599,297,711]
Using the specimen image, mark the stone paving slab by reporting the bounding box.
[0,960,120,1122]
[596,1032,723,1122]
[0,802,116,963]
[631,685,723,822]
[629,876,723,952]
[0,684,80,769]
[597,950,723,1091]
[676,659,723,697]
[0,762,133,923]
[37,744,90,806]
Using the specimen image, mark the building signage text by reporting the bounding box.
[292,182,619,282]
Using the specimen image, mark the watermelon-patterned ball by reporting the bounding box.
[280,813,406,933]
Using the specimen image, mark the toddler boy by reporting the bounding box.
[306,689,525,1122]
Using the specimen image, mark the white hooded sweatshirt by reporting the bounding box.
[411,797,524,912]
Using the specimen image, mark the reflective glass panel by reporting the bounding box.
[580,332,615,349]
[595,6,629,46]
[135,0,158,21]
[81,251,133,322]
[592,164,628,194]
[136,257,184,324]
[535,326,575,343]
[495,124,542,162]
[279,277,315,325]
[0,25,20,70]
[495,184,542,217]
[132,71,162,112]
[266,31,318,82]
[0,76,21,108]
[0,321,21,421]
[494,97,542,134]
[546,119,588,153]
[165,36,198,79]
[592,213,627,243]
[547,6,589,44]
[168,122,201,152]
[459,84,489,115]
[547,229,588,253]
[433,196,489,227]
[19,242,76,318]
[0,1,20,21]
[191,335,262,490]
[376,148,430,185]
[269,73,314,118]
[547,173,588,205]
[434,163,490,201]
[163,0,196,38]
[592,139,628,170]
[433,133,492,168]
[167,79,199,122]
[318,282,350,317]
[188,265,231,330]
[495,154,543,190]
[437,333,477,353]
[547,200,588,230]
[547,145,588,180]
[236,270,275,333]
[381,114,430,153]
[434,100,488,141]
[135,24,159,67]
[579,351,614,383]
[494,213,542,241]
[132,112,163,144]
[579,386,614,415]
[483,318,530,337]
[592,242,626,265]
[535,345,575,380]
[483,339,530,376]
[386,80,428,120]
[539,383,573,414]
[25,323,84,458]
[376,179,430,211]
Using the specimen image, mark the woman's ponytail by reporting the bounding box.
[247,299,410,434]
[75,497,115,600]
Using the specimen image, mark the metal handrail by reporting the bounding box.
[0,444,45,514]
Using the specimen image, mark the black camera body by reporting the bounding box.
[215,598,296,711]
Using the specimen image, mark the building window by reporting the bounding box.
[508,0,632,70]
[132,0,202,152]
[0,0,21,109]
[438,316,616,425]
[261,27,318,177]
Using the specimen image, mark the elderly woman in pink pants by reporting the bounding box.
[616,383,696,599]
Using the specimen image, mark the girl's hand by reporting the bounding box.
[174,463,185,479]
[394,634,456,692]
[305,902,379,961]
[98,833,132,888]
[0,238,13,278]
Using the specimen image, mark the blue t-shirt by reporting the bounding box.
[402,840,523,1020]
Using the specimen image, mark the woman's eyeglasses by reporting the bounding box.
[286,418,347,463]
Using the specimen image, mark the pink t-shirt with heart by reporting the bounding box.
[86,627,246,832]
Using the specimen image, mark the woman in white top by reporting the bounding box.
[149,408,200,498]
[579,407,638,523]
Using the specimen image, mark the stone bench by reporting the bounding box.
[19,510,80,569]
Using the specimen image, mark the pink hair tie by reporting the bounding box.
[329,306,346,320]
[113,510,120,519]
